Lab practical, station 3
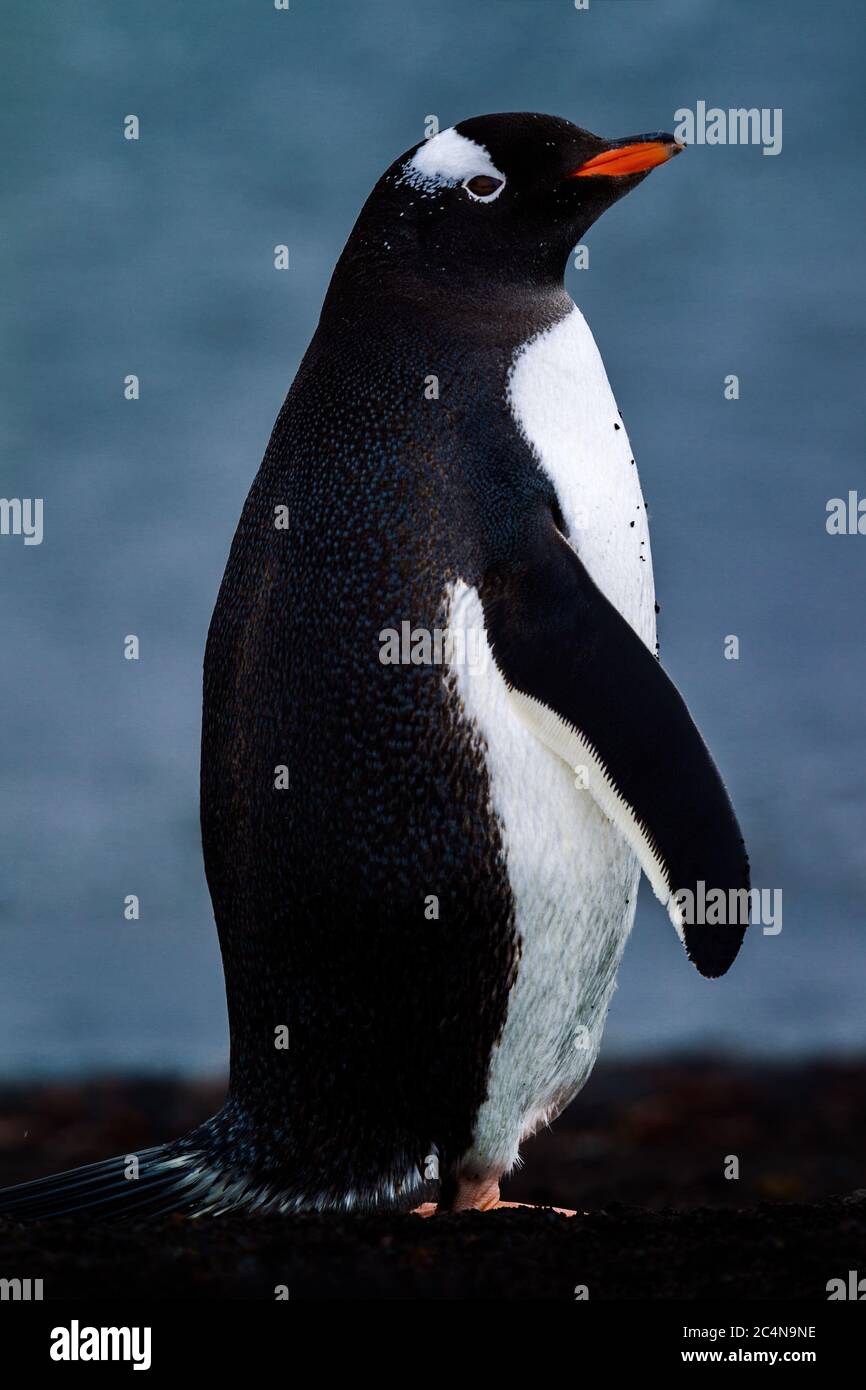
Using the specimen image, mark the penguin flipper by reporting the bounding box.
[479,514,749,978]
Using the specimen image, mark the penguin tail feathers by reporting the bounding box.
[0,1145,217,1222]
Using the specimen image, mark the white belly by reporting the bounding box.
[450,304,656,1178]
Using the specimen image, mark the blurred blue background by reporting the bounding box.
[2,0,864,1075]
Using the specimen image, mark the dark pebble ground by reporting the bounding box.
[0,1058,863,1300]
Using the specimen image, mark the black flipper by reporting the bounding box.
[479,512,749,978]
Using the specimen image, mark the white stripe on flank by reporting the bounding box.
[448,581,642,1176]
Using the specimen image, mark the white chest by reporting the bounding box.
[507,303,655,647]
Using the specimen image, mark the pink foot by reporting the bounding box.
[412,1177,576,1217]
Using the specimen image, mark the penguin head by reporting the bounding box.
[334,112,683,295]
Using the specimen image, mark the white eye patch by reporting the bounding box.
[400,126,506,198]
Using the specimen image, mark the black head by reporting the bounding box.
[328,112,684,304]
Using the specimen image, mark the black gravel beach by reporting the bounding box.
[1,1058,862,1300]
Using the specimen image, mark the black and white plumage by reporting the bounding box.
[0,113,748,1220]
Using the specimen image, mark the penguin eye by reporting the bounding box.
[463,174,505,202]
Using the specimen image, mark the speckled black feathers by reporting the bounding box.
[199,293,565,1210]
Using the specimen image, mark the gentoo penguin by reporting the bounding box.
[0,113,748,1220]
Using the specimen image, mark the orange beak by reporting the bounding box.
[570,137,684,179]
